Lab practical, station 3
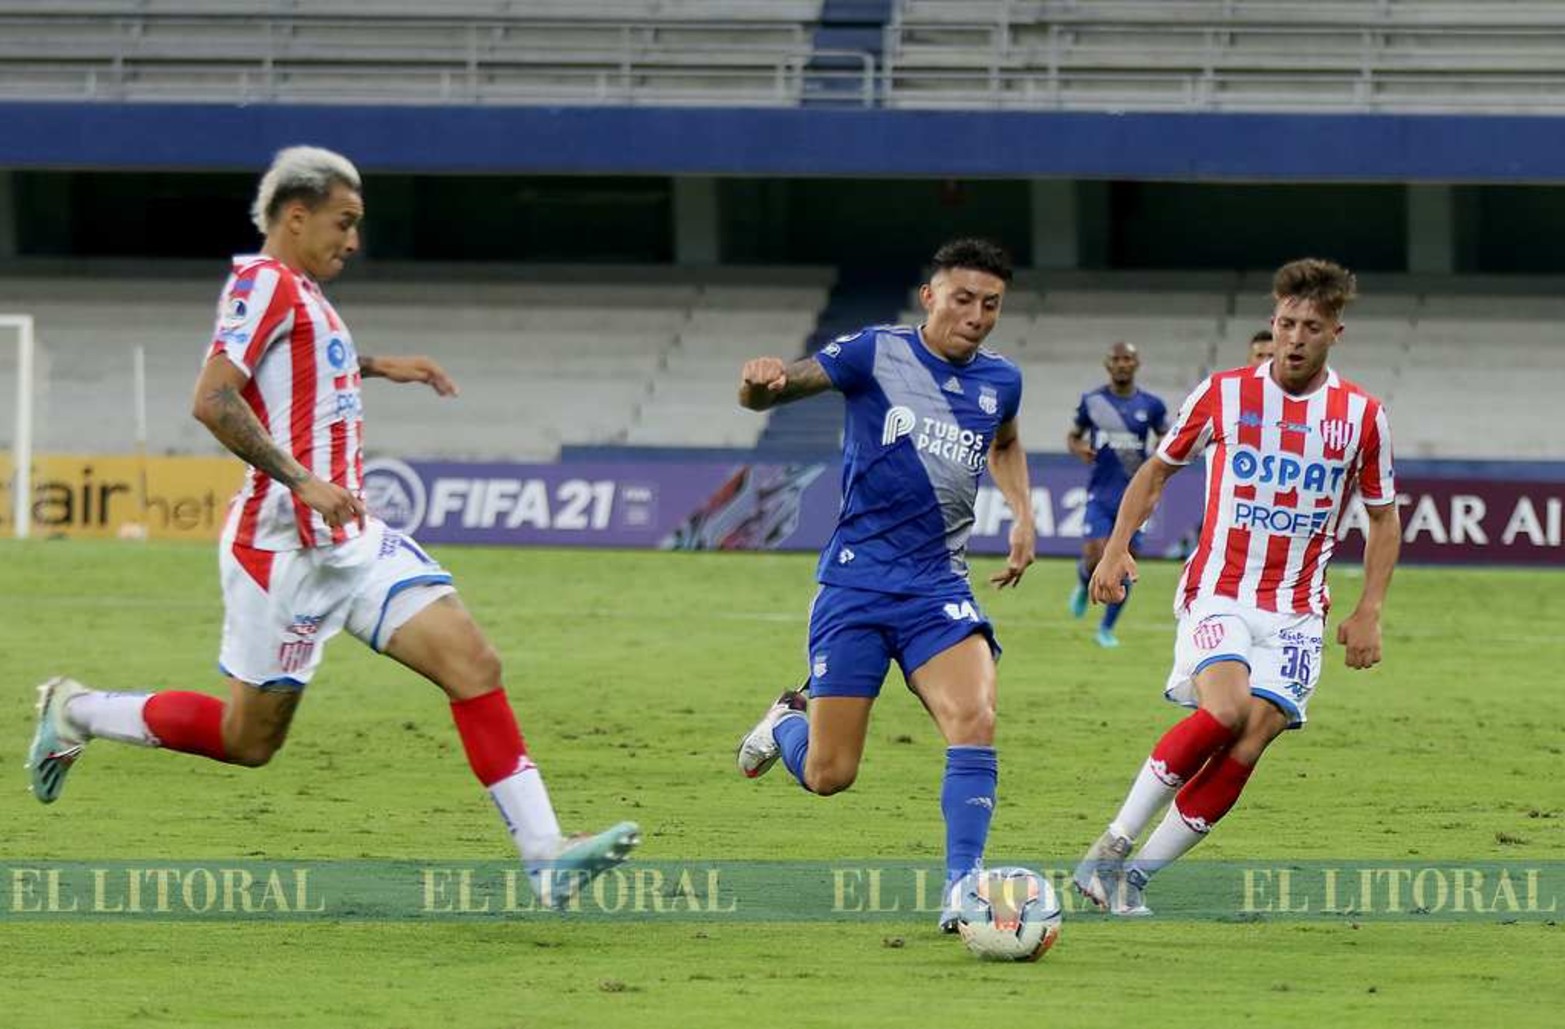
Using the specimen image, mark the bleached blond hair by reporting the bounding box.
[250,146,362,234]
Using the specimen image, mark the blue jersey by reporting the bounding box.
[813,325,1023,595]
[1073,385,1169,506]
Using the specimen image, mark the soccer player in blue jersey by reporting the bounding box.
[731,238,1036,935]
[1065,342,1169,648]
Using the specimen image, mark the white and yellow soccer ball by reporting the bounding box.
[954,866,1062,962]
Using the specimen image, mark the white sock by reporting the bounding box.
[488,763,564,863]
[64,691,157,746]
[1127,801,1209,880]
[1109,757,1180,841]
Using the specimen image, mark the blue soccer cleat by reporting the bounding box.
[26,676,91,805]
[1095,627,1120,649]
[526,820,642,909]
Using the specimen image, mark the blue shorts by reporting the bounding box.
[805,585,1001,699]
[1083,494,1144,549]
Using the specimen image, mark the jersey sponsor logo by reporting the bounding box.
[1229,447,1349,495]
[334,391,363,421]
[882,405,917,446]
[1318,417,1356,451]
[978,385,999,416]
[1232,501,1331,537]
[363,458,427,533]
[1095,429,1149,456]
[911,417,988,471]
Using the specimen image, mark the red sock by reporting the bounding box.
[1148,708,1235,786]
[144,692,228,762]
[1175,755,1255,830]
[450,688,530,787]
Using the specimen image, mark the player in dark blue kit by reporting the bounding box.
[732,239,1037,934]
[1066,341,1169,648]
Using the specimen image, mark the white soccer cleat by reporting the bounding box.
[26,676,91,805]
[735,689,808,779]
[1072,827,1134,911]
[937,876,963,934]
[1111,867,1154,918]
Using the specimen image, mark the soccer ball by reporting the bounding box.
[954,867,1061,962]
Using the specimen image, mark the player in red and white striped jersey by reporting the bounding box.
[28,146,637,905]
[1073,259,1402,916]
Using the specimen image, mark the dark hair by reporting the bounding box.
[1250,329,1274,344]
[1272,258,1357,320]
[931,238,1013,283]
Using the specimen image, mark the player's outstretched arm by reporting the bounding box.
[1337,500,1401,669]
[359,354,459,397]
[987,418,1036,588]
[192,353,365,529]
[1089,456,1180,604]
[738,356,833,411]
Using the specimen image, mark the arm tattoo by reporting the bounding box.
[774,357,833,403]
[202,383,311,487]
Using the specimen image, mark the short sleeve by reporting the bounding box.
[813,329,877,396]
[1355,400,1397,505]
[1152,395,1171,435]
[1073,393,1092,432]
[1002,369,1023,424]
[208,264,296,378]
[1156,376,1218,466]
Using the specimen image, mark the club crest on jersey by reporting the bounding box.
[1317,418,1355,451]
[978,385,999,416]
[1191,618,1226,651]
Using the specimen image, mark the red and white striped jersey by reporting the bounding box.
[1157,362,1395,617]
[207,254,365,551]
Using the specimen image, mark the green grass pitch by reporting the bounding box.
[1,539,1561,1028]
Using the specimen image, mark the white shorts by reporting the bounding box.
[219,517,455,688]
[1164,596,1325,729]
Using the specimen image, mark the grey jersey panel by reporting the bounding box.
[1084,391,1151,478]
[871,331,979,577]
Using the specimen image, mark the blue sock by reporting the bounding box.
[1102,579,1133,631]
[774,714,810,787]
[942,745,998,883]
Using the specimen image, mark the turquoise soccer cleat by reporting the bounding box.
[26,676,91,805]
[526,820,642,909]
[1069,584,1088,619]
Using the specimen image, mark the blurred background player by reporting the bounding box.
[1065,342,1169,647]
[1247,328,1275,367]
[1072,259,1400,916]
[26,145,638,907]
[732,239,1036,935]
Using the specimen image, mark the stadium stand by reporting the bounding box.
[884,1,1565,113]
[0,266,834,460]
[0,0,881,107]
